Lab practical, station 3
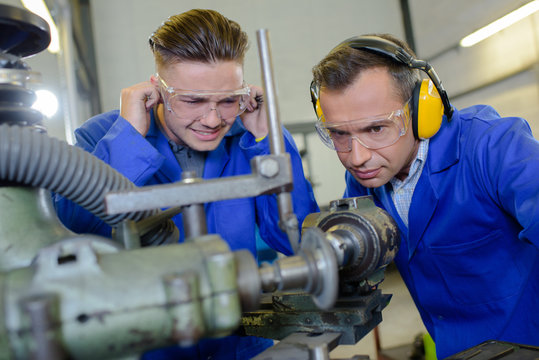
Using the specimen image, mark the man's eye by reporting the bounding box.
[219,97,240,106]
[328,127,345,135]
[329,128,347,137]
[328,130,350,143]
[368,125,384,133]
[179,98,204,105]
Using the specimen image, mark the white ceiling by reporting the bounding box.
[410,0,527,58]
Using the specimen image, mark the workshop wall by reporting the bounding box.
[87,0,405,206]
[412,0,539,137]
[7,0,538,210]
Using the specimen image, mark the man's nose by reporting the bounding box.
[200,107,223,128]
[349,136,372,166]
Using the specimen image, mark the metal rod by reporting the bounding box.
[182,204,207,240]
[180,171,207,240]
[56,0,78,144]
[105,155,292,214]
[256,29,299,254]
[256,28,285,155]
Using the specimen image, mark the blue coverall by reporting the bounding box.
[54,109,320,359]
[345,104,539,359]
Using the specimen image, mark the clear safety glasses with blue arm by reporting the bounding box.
[315,99,412,152]
[156,73,251,122]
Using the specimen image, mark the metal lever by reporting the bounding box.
[256,28,299,254]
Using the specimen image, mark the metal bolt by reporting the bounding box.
[259,158,279,178]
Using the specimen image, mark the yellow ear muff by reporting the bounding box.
[315,99,324,120]
[312,35,453,139]
[310,80,325,121]
[415,79,444,139]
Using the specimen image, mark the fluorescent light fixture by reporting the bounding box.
[460,0,539,47]
[20,0,60,54]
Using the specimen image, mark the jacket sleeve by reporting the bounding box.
[479,116,539,246]
[239,127,319,256]
[53,111,165,237]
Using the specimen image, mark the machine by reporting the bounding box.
[0,5,400,359]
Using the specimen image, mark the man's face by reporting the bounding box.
[319,67,419,188]
[154,61,245,152]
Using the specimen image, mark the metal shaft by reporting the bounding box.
[256,29,285,155]
[181,171,207,239]
[256,28,299,254]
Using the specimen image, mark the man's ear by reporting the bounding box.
[150,74,159,87]
[149,75,164,104]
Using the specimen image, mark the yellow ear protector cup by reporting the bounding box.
[314,99,323,120]
[310,81,324,120]
[412,78,445,139]
[311,35,453,140]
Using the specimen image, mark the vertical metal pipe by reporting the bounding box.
[256,29,299,253]
[256,29,285,155]
[400,0,416,53]
[183,204,207,239]
[56,0,79,144]
[114,220,141,249]
[181,171,207,240]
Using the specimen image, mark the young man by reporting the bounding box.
[54,9,319,359]
[310,33,538,359]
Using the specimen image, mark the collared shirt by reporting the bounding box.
[168,140,207,178]
[389,139,429,227]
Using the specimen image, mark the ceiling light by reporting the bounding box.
[460,0,539,47]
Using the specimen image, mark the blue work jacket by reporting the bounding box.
[344,105,539,359]
[53,109,319,359]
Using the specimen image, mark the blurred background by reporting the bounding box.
[3,0,538,358]
[5,0,539,206]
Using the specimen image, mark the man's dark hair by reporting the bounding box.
[149,9,249,66]
[312,33,421,103]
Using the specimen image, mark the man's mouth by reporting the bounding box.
[194,129,217,135]
[352,168,381,180]
[191,128,221,141]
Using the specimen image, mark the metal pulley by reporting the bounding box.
[303,196,400,292]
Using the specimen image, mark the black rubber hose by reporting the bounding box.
[0,123,156,227]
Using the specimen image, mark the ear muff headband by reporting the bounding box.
[311,35,453,140]
[343,36,452,120]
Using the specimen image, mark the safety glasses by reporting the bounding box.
[316,100,411,151]
[157,74,251,122]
